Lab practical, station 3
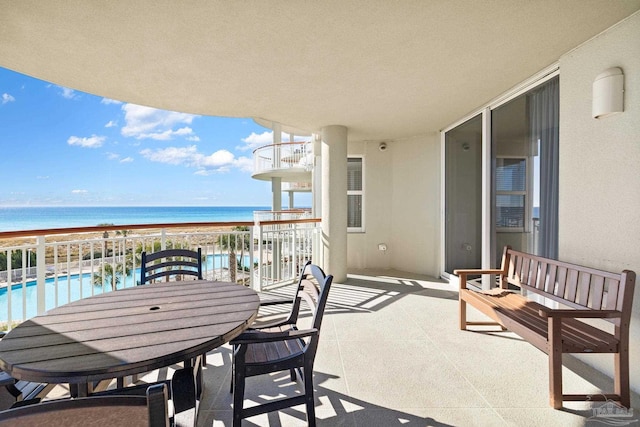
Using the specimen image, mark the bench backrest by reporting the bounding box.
[499,246,636,326]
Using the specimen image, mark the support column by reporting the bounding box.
[321,125,348,282]
[288,192,294,209]
[271,177,282,211]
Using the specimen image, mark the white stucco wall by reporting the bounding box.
[347,133,440,276]
[559,11,640,393]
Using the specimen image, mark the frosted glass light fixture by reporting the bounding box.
[592,67,624,119]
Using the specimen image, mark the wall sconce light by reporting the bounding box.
[592,67,624,119]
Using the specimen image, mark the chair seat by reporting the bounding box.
[244,325,305,365]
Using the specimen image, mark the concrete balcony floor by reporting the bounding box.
[46,269,640,426]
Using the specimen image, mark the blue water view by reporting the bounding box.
[0,206,269,232]
[0,254,250,322]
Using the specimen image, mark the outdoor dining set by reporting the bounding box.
[0,249,333,427]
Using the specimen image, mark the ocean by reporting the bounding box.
[0,206,270,232]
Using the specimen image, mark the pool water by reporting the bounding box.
[0,254,250,323]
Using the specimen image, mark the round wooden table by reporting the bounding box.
[0,280,259,396]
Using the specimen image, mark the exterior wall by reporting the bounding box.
[347,133,440,276]
[559,12,640,393]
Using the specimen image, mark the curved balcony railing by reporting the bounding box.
[0,218,321,330]
[283,182,312,192]
[252,141,313,179]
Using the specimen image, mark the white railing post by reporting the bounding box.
[257,224,264,291]
[36,235,46,315]
[161,229,166,250]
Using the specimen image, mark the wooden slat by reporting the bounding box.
[515,256,524,285]
[555,267,568,299]
[576,272,591,306]
[605,279,619,310]
[590,276,605,310]
[529,259,539,289]
[545,264,557,294]
[536,261,547,291]
[565,269,579,302]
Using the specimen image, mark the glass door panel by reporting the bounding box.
[491,76,559,262]
[444,115,482,273]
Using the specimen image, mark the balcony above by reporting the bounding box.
[252,142,313,182]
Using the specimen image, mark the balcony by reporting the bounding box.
[32,269,640,426]
[0,218,321,330]
[252,142,313,182]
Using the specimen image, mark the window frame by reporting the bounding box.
[347,155,365,233]
[495,155,532,233]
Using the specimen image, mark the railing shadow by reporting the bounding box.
[202,345,457,427]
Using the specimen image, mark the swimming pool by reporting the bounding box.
[0,254,250,323]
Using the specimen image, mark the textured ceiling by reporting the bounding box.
[1,1,638,141]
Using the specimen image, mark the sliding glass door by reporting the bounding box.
[444,115,482,273]
[491,77,559,262]
[443,74,559,277]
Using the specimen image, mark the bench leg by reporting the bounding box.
[614,345,630,409]
[459,299,467,330]
[548,317,563,409]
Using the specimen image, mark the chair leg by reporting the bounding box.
[232,370,245,427]
[303,368,316,427]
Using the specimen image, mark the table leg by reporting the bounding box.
[69,382,89,398]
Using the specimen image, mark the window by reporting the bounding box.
[347,157,364,232]
[495,157,528,232]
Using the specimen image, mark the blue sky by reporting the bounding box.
[0,67,311,207]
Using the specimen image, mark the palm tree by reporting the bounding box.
[217,226,250,283]
[93,257,133,291]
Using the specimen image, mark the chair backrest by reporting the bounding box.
[296,263,333,359]
[0,383,169,427]
[140,248,203,284]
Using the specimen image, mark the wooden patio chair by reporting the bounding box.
[140,248,203,284]
[0,383,169,427]
[230,263,333,427]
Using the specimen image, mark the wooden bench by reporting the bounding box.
[455,246,636,409]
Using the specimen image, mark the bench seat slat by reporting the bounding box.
[460,290,619,353]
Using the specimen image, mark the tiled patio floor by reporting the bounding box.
[43,269,640,426]
[193,270,639,426]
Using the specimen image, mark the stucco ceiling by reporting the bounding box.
[1,1,638,141]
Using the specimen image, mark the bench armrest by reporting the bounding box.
[453,269,505,276]
[230,328,318,345]
[454,269,506,290]
[537,307,622,319]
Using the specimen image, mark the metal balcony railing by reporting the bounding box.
[252,141,313,176]
[0,218,322,330]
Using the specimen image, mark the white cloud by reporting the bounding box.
[140,145,199,165]
[67,135,106,148]
[140,145,252,174]
[101,98,122,105]
[2,93,15,104]
[121,104,199,140]
[239,131,273,151]
[107,152,120,160]
[120,157,134,163]
[71,189,88,194]
[105,120,118,128]
[59,86,78,99]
